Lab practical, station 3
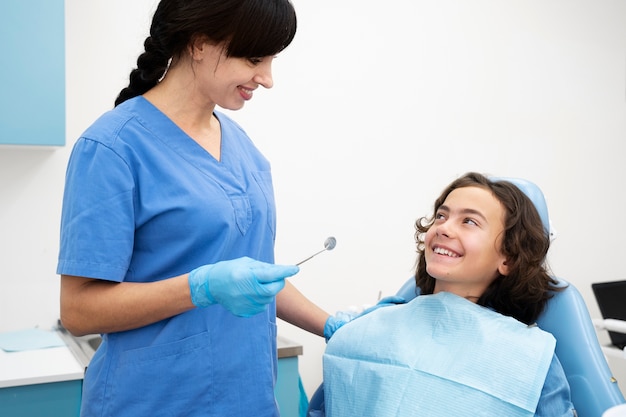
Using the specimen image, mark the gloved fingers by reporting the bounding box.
[324,316,346,342]
[377,295,406,305]
[216,257,299,283]
[256,279,286,297]
[358,296,407,317]
[187,257,294,315]
[232,281,284,317]
[232,300,269,318]
[233,279,285,316]
[252,263,300,283]
[334,310,359,322]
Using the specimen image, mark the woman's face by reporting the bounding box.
[424,186,509,300]
[192,41,275,110]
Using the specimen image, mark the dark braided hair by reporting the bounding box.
[115,0,297,106]
[414,172,562,325]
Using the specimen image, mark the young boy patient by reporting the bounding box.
[322,172,575,417]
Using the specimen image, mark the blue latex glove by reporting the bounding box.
[359,295,407,316]
[189,257,299,317]
[323,296,406,341]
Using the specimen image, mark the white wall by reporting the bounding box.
[1,0,625,399]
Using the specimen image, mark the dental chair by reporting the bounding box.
[593,318,626,361]
[307,177,626,417]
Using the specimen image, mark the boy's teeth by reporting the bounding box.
[434,247,459,257]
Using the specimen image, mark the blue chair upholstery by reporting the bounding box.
[308,178,626,417]
[537,279,625,416]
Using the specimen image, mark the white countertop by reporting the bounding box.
[0,344,84,388]
[0,331,300,389]
[277,334,303,358]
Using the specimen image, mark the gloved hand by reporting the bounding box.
[323,310,358,342]
[359,295,406,316]
[188,257,299,317]
[323,295,406,341]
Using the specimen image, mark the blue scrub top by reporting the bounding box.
[58,97,281,416]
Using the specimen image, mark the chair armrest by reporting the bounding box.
[594,318,626,334]
[594,318,626,360]
[602,403,626,417]
[600,345,626,360]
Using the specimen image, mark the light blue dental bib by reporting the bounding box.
[323,292,555,417]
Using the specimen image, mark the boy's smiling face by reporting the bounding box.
[425,186,509,300]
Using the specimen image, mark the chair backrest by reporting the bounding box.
[537,279,625,416]
[498,177,625,414]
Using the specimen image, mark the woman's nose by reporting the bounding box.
[254,61,274,89]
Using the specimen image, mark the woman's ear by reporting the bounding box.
[189,34,208,60]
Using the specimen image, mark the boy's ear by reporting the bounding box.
[498,258,510,276]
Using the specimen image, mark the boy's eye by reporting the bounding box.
[248,57,263,65]
[463,218,478,226]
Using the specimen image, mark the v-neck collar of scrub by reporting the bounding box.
[124,96,254,235]
[132,95,228,166]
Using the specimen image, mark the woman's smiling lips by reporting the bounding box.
[238,86,255,100]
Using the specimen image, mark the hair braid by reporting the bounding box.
[115,34,170,107]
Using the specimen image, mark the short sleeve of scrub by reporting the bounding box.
[57,135,136,281]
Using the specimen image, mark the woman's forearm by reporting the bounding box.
[60,274,195,336]
[276,280,329,337]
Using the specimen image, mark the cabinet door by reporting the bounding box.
[0,0,65,146]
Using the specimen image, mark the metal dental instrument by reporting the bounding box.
[296,236,336,266]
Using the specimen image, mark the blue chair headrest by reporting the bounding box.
[490,176,552,240]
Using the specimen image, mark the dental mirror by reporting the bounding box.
[296,236,336,266]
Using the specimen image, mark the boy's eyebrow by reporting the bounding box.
[438,204,488,223]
